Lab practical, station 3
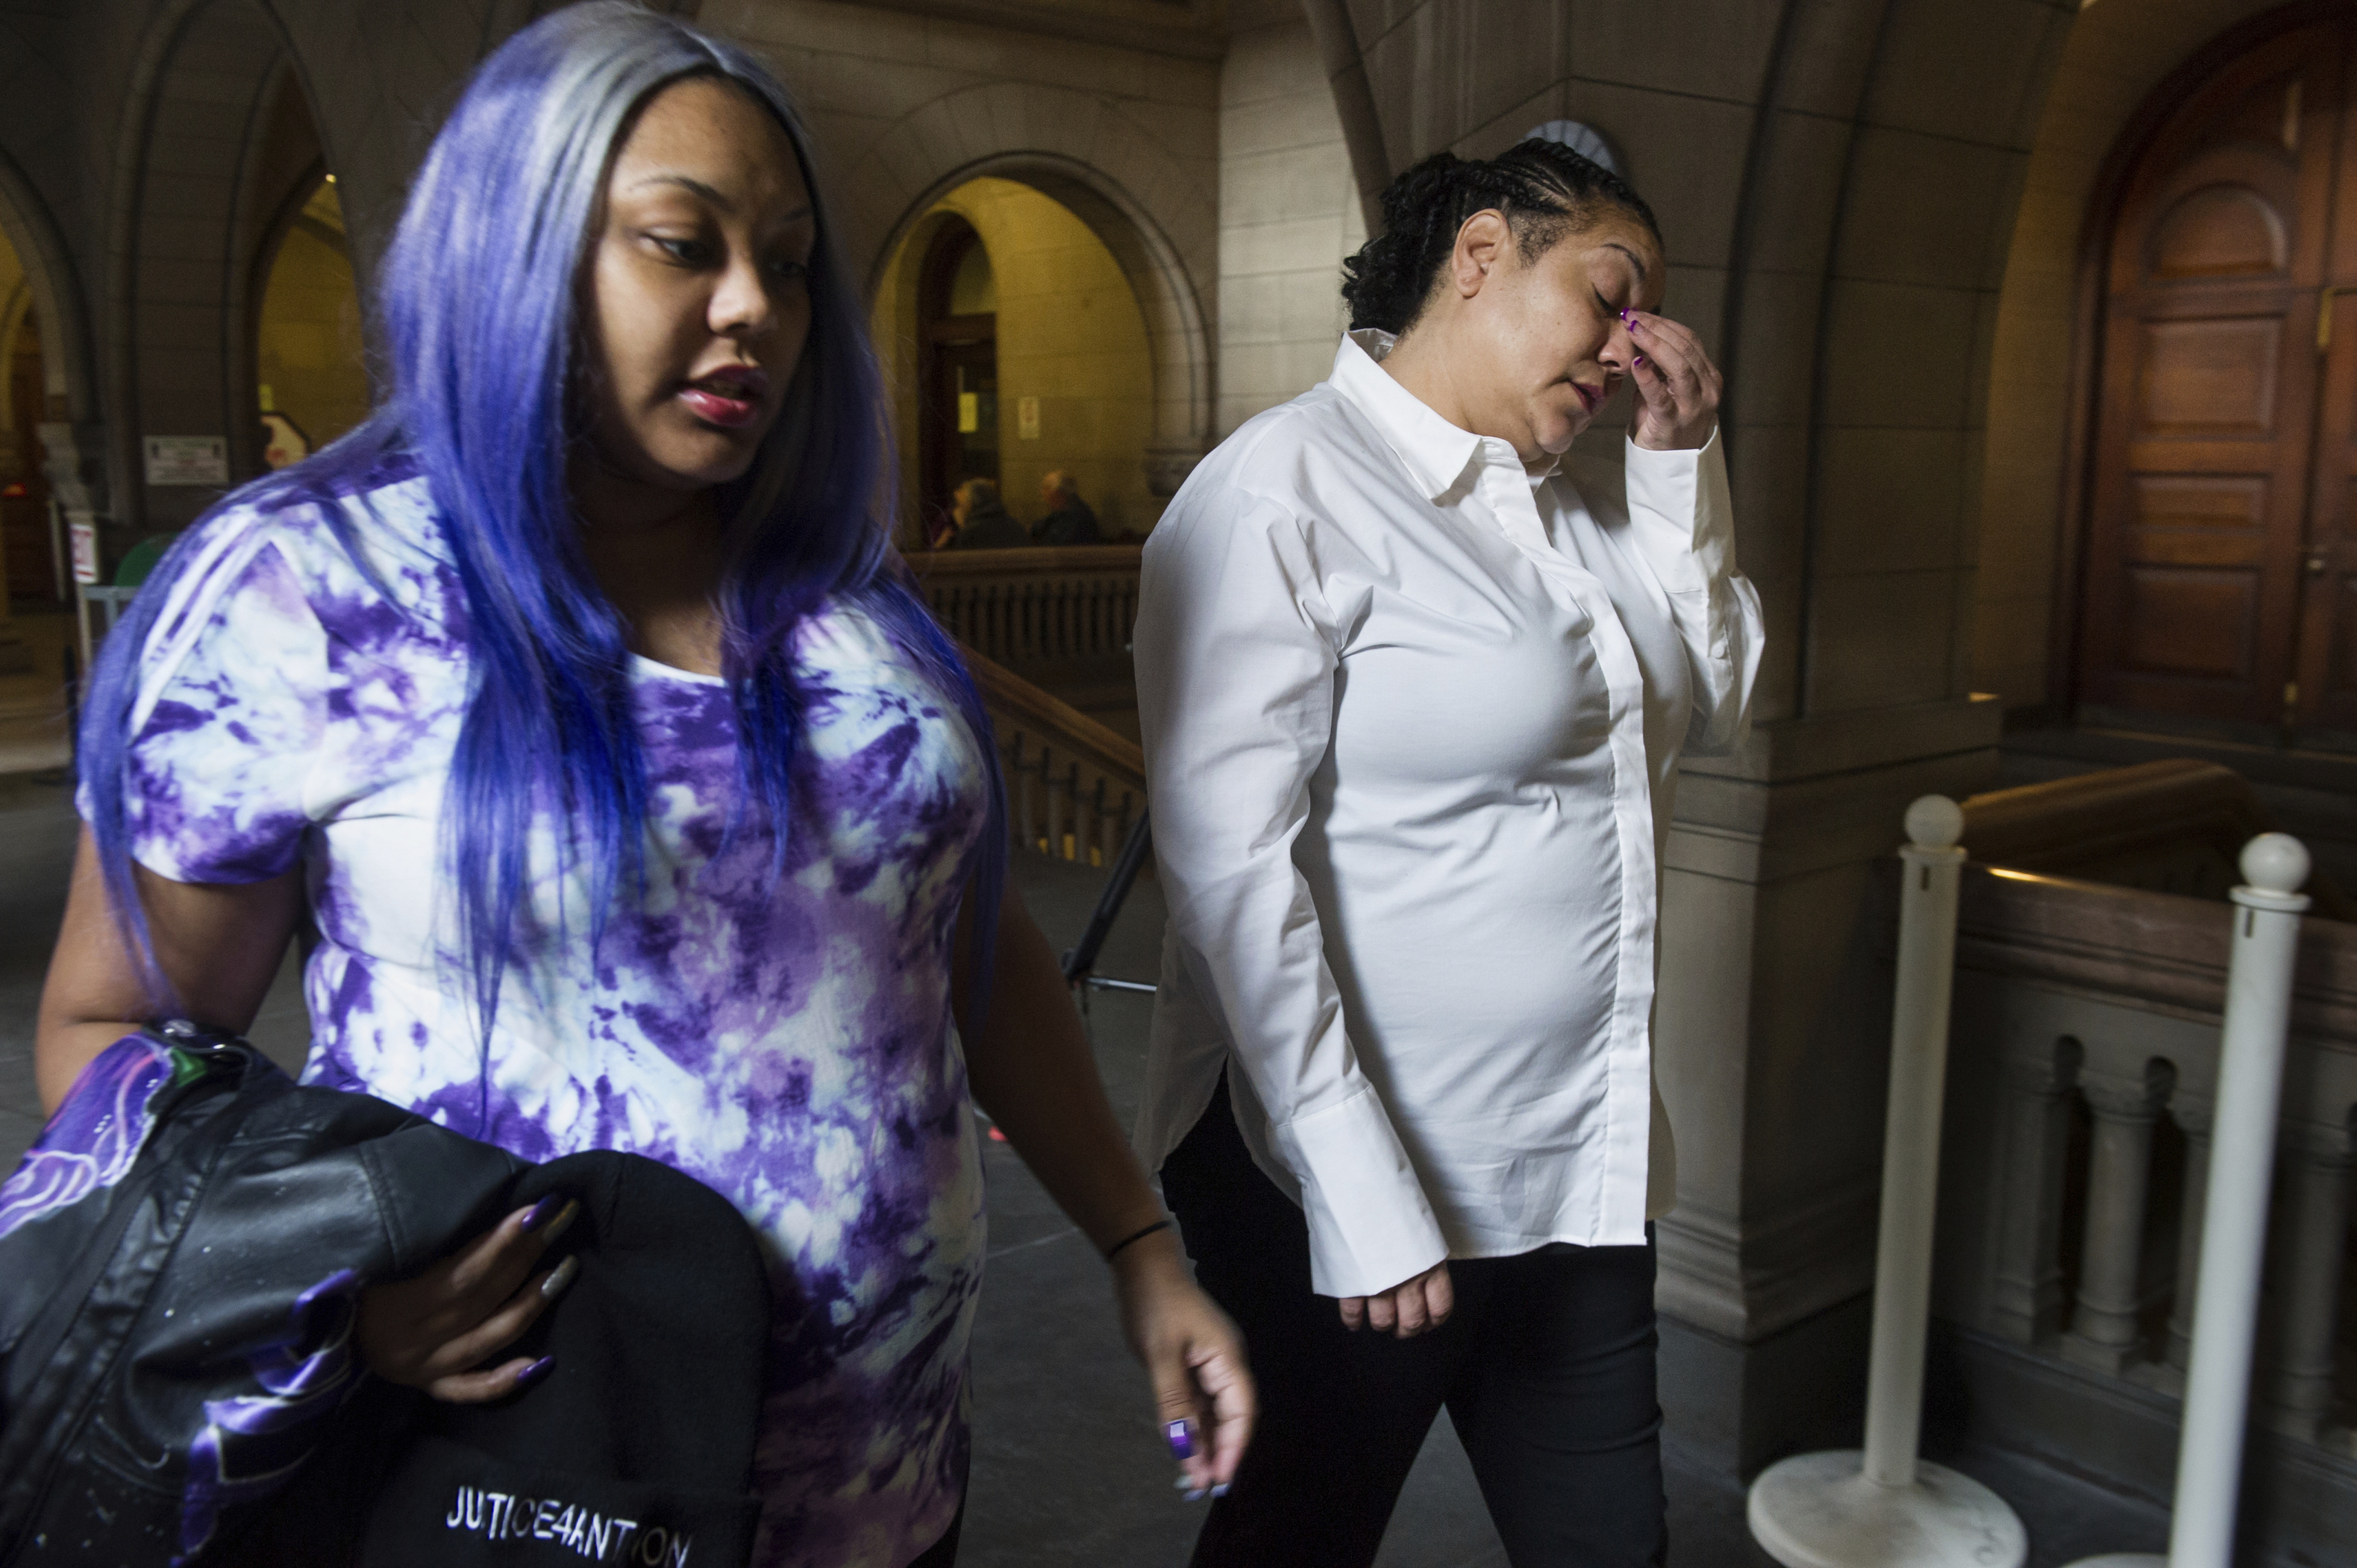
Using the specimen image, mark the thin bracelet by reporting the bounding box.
[1104,1217,1174,1261]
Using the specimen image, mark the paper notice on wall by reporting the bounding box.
[1018,397,1040,440]
[68,517,98,586]
[957,393,980,435]
[143,436,228,486]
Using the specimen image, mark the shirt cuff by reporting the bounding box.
[1268,1086,1450,1298]
[1621,428,1728,595]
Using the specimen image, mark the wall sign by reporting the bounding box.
[144,435,228,486]
[68,516,99,586]
[1018,396,1041,440]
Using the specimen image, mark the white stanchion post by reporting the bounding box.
[1747,797,2029,1568]
[2064,833,2311,1568]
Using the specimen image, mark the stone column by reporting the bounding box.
[2164,1094,2214,1380]
[2262,1118,2353,1440]
[2062,1064,2173,1376]
[1990,1038,2083,1344]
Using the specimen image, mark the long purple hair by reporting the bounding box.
[79,3,1006,1056]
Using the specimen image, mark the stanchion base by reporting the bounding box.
[2057,1558,2165,1567]
[1747,1450,2028,1568]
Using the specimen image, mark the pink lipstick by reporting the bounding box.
[678,366,769,430]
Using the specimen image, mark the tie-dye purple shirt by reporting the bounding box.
[102,474,988,1568]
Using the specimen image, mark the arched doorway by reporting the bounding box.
[2076,10,2357,747]
[253,171,368,466]
[872,176,1160,548]
[917,217,998,536]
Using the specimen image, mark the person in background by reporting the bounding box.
[36,9,1252,1565]
[945,476,1029,549]
[1031,471,1102,546]
[1134,139,1763,1567]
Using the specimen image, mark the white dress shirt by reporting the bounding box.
[1133,330,1764,1298]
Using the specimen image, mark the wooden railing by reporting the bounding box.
[965,645,1145,868]
[907,544,1142,674]
[1960,757,2355,920]
[1924,765,2357,1558]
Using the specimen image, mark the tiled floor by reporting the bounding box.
[0,777,2164,1566]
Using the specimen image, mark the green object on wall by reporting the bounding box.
[115,532,180,586]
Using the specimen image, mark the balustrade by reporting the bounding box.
[1965,903,2357,1432]
[1937,847,2357,1555]
[962,644,1144,868]
[907,544,1142,674]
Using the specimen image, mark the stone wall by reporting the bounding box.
[1214,2,1362,437]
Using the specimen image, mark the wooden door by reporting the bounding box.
[2078,20,2351,741]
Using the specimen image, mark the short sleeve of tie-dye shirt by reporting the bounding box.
[95,477,995,1568]
[114,522,335,885]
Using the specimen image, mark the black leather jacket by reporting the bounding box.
[0,1026,768,1567]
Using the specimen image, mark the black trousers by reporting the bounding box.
[1159,1078,1667,1568]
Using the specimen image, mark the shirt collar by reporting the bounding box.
[1330,330,1562,499]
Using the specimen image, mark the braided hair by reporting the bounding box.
[1341,139,1660,335]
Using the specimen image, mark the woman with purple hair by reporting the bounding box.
[31,6,1250,1564]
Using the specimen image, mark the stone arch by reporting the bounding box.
[101,0,331,534]
[839,83,1216,481]
[0,144,98,427]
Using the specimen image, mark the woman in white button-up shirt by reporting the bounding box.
[1136,142,1762,1565]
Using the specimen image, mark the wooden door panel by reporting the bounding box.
[2081,302,2312,725]
[2147,184,2286,280]
[2120,566,2259,679]
[2132,473,2267,532]
[2135,316,2282,436]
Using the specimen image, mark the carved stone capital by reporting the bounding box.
[2170,1094,2214,1139]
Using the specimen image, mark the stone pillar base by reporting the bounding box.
[1662,1293,1874,1477]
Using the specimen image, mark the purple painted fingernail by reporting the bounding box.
[1166,1419,1196,1460]
[1634,354,1647,369]
[1184,1487,1208,1503]
[521,1196,563,1231]
[1211,1483,1231,1499]
[517,1355,556,1388]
